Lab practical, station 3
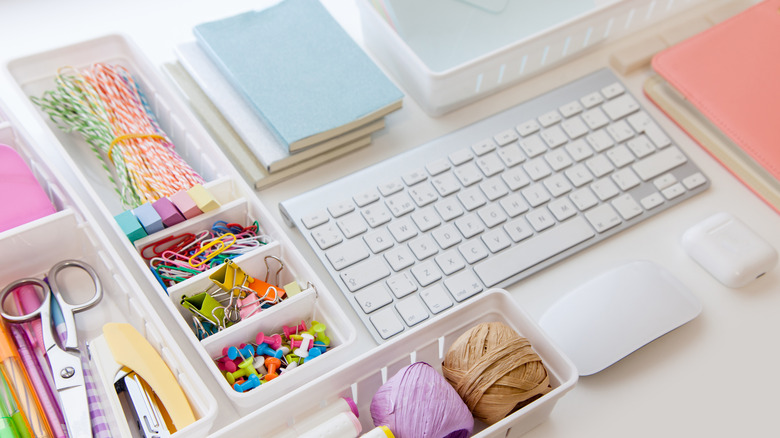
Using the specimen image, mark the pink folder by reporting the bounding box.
[0,145,56,232]
[651,0,780,211]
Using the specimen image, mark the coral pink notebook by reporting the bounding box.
[652,0,780,211]
[0,145,56,232]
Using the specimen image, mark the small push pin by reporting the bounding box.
[293,333,315,358]
[256,342,284,359]
[264,357,282,381]
[303,347,322,363]
[283,320,307,339]
[227,344,255,361]
[226,357,259,385]
[304,321,330,346]
[234,374,261,393]
[255,332,282,350]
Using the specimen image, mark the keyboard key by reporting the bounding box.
[501,167,531,191]
[408,235,438,260]
[517,120,540,136]
[549,198,578,221]
[499,193,529,217]
[474,216,595,287]
[354,284,392,313]
[434,197,464,221]
[612,168,641,191]
[476,153,505,177]
[477,204,507,228]
[341,257,390,291]
[520,135,548,158]
[559,100,583,117]
[411,206,441,232]
[454,162,484,187]
[431,173,462,197]
[326,239,370,270]
[311,224,342,250]
[582,107,610,130]
[662,183,686,200]
[449,148,474,166]
[606,120,634,143]
[566,139,594,162]
[361,203,392,227]
[364,229,393,253]
[385,192,415,217]
[432,224,462,249]
[497,143,525,167]
[395,296,429,327]
[540,126,568,148]
[653,173,678,191]
[570,187,599,211]
[328,200,355,218]
[479,177,509,201]
[385,246,415,271]
[386,272,417,298]
[411,260,442,286]
[561,116,589,139]
[523,158,552,181]
[527,209,556,232]
[354,189,380,207]
[683,172,707,190]
[538,110,562,127]
[632,146,687,180]
[473,138,497,155]
[586,155,614,178]
[378,178,404,196]
[584,203,621,232]
[444,270,484,302]
[602,94,639,120]
[492,130,517,147]
[336,213,367,238]
[601,82,625,99]
[302,210,329,229]
[459,239,489,264]
[640,192,664,209]
[504,218,534,242]
[420,284,453,314]
[586,129,615,152]
[612,194,643,220]
[627,135,656,158]
[580,91,604,108]
[591,178,620,201]
[522,184,551,207]
[369,308,404,339]
[543,174,572,197]
[387,217,418,242]
[482,228,512,253]
[455,213,485,238]
[435,249,466,275]
[606,144,634,168]
[565,164,594,187]
[426,158,451,176]
[402,169,428,186]
[458,187,487,211]
[645,125,672,148]
[408,182,438,207]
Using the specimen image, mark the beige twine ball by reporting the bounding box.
[442,321,552,425]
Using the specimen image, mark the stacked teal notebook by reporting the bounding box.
[194,0,404,156]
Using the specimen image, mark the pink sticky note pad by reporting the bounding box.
[169,190,201,219]
[0,145,56,232]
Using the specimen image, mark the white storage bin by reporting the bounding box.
[356,0,736,116]
[210,289,578,438]
[0,102,217,437]
[5,34,356,413]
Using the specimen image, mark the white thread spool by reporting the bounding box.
[272,397,360,437]
[297,412,361,438]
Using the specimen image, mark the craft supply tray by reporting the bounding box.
[356,0,728,116]
[0,101,217,436]
[210,289,578,437]
[5,34,357,413]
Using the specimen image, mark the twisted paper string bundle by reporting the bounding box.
[32,63,203,209]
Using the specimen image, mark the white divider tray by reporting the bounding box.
[5,34,357,413]
[0,102,217,437]
[211,289,578,438]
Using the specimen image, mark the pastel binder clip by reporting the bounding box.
[209,259,252,293]
[0,144,56,232]
[181,292,225,326]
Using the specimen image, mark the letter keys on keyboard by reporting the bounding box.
[281,69,709,343]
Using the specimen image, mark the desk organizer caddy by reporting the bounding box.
[211,290,578,438]
[0,101,217,436]
[5,34,357,414]
[356,0,730,116]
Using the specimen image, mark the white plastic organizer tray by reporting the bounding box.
[211,289,578,438]
[5,34,357,413]
[357,0,736,115]
[0,102,217,437]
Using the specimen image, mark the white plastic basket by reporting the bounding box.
[210,289,578,438]
[356,0,735,116]
[0,102,217,436]
[5,34,357,414]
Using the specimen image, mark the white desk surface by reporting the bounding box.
[1,1,778,437]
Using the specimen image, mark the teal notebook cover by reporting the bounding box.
[194,0,403,152]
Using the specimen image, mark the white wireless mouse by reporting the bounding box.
[539,260,702,376]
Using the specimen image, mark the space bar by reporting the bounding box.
[474,216,595,287]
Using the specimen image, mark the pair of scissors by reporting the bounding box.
[0,260,103,438]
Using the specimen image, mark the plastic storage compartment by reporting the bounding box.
[0,102,217,436]
[356,0,731,116]
[210,289,578,438]
[5,34,356,413]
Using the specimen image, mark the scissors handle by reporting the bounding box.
[48,260,102,351]
[0,277,50,322]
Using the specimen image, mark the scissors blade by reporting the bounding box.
[57,382,91,438]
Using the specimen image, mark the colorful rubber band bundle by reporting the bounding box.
[32,62,204,209]
[141,220,270,288]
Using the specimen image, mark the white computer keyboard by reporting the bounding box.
[281,69,709,343]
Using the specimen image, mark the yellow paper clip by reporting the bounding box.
[189,233,235,268]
